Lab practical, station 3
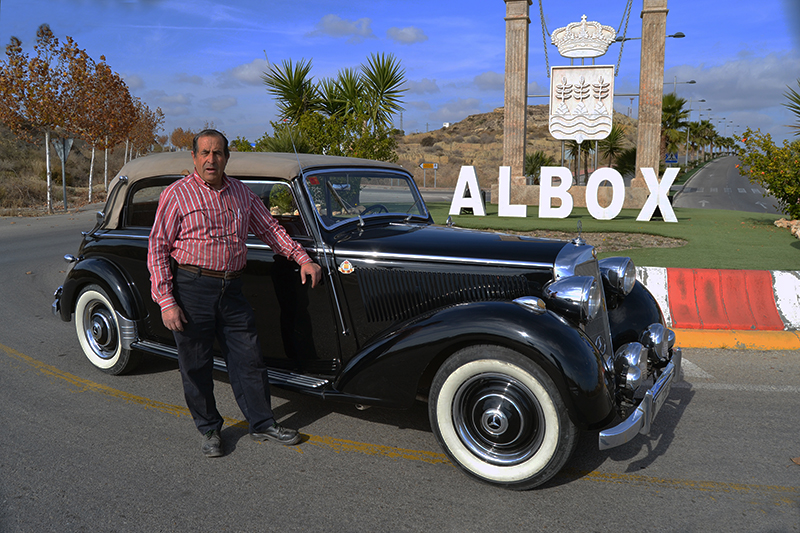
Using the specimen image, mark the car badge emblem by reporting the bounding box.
[595,335,607,355]
[338,260,355,274]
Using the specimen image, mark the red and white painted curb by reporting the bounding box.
[637,267,800,349]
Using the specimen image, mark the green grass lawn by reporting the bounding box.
[426,202,799,271]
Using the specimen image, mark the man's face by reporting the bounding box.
[192,134,229,188]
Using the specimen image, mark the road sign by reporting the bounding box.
[419,162,438,170]
[665,153,678,164]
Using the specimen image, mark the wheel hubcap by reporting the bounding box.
[84,305,117,359]
[453,373,545,466]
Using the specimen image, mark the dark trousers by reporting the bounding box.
[172,268,275,435]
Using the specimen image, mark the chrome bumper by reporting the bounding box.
[598,347,682,450]
[52,286,63,318]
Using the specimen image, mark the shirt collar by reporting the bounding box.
[189,171,229,192]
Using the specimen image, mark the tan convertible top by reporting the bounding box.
[112,151,405,184]
[103,151,407,228]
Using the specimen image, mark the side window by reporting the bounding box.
[126,182,170,228]
[244,181,309,237]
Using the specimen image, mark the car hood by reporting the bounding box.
[331,223,570,269]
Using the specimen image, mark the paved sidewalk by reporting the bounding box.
[638,267,800,350]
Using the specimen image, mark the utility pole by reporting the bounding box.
[633,0,668,186]
[502,0,532,179]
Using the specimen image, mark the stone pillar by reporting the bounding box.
[633,0,668,186]
[503,0,531,179]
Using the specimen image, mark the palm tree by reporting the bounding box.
[782,79,800,136]
[524,150,556,184]
[614,147,637,178]
[261,58,319,123]
[696,119,715,161]
[598,123,627,166]
[566,140,594,184]
[661,93,689,159]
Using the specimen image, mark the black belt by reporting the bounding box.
[177,264,243,280]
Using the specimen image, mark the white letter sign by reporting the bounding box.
[449,166,486,216]
[636,167,679,223]
[539,167,574,218]
[497,166,527,217]
[585,168,625,220]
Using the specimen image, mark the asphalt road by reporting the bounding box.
[672,155,782,214]
[1,207,798,532]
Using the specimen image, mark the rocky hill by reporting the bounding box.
[396,104,637,189]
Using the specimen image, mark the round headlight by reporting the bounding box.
[585,278,602,321]
[599,257,636,295]
[543,276,600,323]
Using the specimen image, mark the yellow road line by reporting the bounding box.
[3,342,798,499]
[674,329,800,350]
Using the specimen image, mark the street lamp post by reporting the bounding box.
[672,76,696,94]
[684,98,706,166]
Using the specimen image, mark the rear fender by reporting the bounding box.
[335,300,615,428]
[59,258,144,322]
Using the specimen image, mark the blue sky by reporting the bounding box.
[1,0,798,144]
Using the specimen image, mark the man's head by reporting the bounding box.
[191,129,230,189]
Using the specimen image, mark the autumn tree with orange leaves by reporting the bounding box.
[0,24,164,209]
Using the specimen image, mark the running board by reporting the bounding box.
[131,340,330,390]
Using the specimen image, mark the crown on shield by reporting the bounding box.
[551,15,617,59]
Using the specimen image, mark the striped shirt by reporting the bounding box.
[147,172,312,312]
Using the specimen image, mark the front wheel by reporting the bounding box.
[429,345,578,490]
[74,284,140,375]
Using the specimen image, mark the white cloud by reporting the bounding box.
[202,96,238,112]
[175,72,203,85]
[387,26,428,45]
[122,73,145,89]
[430,98,484,122]
[474,71,503,91]
[310,14,375,43]
[407,78,440,95]
[145,89,193,116]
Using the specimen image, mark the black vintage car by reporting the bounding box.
[53,151,681,490]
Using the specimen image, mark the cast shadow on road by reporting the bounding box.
[542,382,695,488]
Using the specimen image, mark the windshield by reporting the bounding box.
[302,169,428,229]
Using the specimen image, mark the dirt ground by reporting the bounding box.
[505,230,687,254]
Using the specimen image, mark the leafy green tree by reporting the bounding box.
[230,136,253,152]
[523,150,555,184]
[738,128,800,219]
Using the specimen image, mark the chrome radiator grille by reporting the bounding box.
[357,269,529,323]
[575,259,613,360]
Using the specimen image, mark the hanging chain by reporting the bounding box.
[539,0,550,77]
[615,0,633,77]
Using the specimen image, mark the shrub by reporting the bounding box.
[420,136,436,147]
[738,129,800,220]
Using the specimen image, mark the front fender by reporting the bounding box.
[59,257,144,322]
[607,280,665,350]
[335,300,615,428]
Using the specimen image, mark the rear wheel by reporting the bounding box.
[429,345,578,490]
[74,284,140,375]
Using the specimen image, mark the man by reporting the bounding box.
[147,129,322,457]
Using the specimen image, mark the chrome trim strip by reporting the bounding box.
[338,249,553,269]
[268,369,329,389]
[598,347,682,450]
[116,313,138,351]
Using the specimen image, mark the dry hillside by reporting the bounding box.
[397,104,637,189]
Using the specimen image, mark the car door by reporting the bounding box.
[240,179,342,376]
